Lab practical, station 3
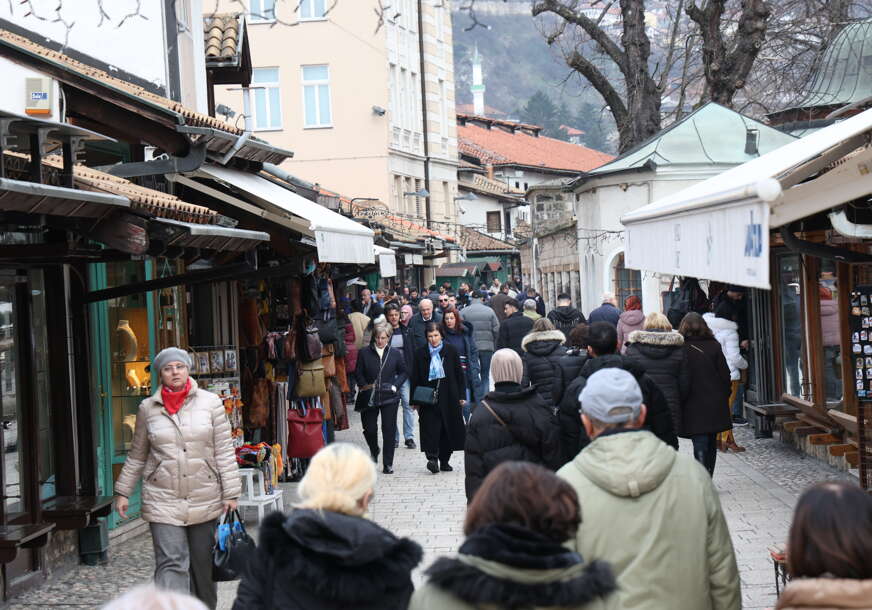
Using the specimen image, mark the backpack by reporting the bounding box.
[667,277,707,329]
[300,316,324,363]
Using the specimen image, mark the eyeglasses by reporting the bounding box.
[439,298,449,302]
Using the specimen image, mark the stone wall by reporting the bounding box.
[519,223,581,309]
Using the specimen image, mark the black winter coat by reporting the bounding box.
[354,344,407,411]
[410,342,466,454]
[623,330,689,434]
[408,311,443,354]
[496,311,534,355]
[681,336,733,437]
[556,354,677,467]
[520,330,567,405]
[547,306,586,335]
[552,348,590,406]
[464,383,560,502]
[232,509,422,610]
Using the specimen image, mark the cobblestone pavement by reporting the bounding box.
[6,416,854,609]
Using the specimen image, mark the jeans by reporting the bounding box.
[731,382,745,418]
[150,520,217,609]
[462,388,472,423]
[362,402,399,468]
[394,380,414,442]
[691,433,718,476]
[478,350,493,399]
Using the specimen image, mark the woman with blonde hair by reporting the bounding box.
[624,312,689,435]
[232,443,422,609]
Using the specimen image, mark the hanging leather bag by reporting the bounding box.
[322,344,337,378]
[295,359,326,398]
[287,404,325,458]
[283,319,298,362]
[300,316,324,363]
[245,379,270,428]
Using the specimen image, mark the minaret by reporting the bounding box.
[471,43,485,116]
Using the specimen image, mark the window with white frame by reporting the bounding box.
[251,68,282,130]
[301,65,332,128]
[299,0,327,20]
[249,0,276,22]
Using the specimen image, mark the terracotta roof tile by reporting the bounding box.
[0,29,243,135]
[458,122,613,173]
[461,174,524,197]
[204,13,242,61]
[459,226,514,251]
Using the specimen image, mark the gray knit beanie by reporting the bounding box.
[153,347,192,373]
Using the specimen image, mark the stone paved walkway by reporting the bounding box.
[6,416,854,609]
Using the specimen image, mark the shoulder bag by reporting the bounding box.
[295,359,326,398]
[412,379,440,406]
[480,400,508,428]
[212,509,256,582]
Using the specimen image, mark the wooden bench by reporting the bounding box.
[746,403,800,438]
[42,496,114,530]
[0,523,55,563]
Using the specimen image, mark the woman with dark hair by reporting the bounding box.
[553,323,589,406]
[410,323,467,474]
[409,462,615,610]
[441,307,482,423]
[775,481,872,609]
[678,312,732,475]
[521,318,567,406]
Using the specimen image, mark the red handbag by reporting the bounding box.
[287,404,325,458]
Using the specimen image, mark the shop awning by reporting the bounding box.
[621,108,872,289]
[151,218,269,252]
[0,176,129,217]
[185,164,374,264]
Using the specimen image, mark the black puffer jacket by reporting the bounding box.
[623,330,689,434]
[232,509,423,610]
[464,383,560,502]
[552,348,590,406]
[496,311,534,355]
[520,330,567,405]
[556,354,677,467]
[547,306,586,335]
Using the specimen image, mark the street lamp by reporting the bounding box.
[454,192,477,201]
[403,188,430,198]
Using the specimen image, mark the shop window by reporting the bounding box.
[612,253,641,310]
[777,253,806,398]
[817,260,842,405]
[486,211,501,232]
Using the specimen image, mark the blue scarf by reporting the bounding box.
[428,342,446,381]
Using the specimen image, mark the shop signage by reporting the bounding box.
[379,253,397,278]
[352,200,389,219]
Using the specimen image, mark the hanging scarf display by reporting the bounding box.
[428,342,446,381]
[161,379,192,415]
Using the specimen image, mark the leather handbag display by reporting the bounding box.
[412,380,440,406]
[283,320,297,362]
[287,404,325,458]
[212,510,255,582]
[295,358,326,398]
[246,378,270,428]
[300,317,324,362]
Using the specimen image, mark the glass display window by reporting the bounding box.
[777,253,807,399]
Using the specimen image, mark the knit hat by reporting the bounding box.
[579,368,643,423]
[153,347,193,373]
[490,348,523,385]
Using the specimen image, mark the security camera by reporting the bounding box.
[372,105,387,116]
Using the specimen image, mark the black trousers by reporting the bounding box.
[361,402,399,468]
[422,417,453,465]
[691,433,718,476]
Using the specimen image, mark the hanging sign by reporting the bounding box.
[379,253,397,278]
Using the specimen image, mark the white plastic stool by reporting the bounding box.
[237,468,284,522]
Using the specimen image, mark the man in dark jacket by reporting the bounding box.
[587,292,620,327]
[557,322,677,467]
[354,288,383,320]
[496,299,534,356]
[490,283,513,322]
[525,287,546,317]
[547,293,586,335]
[408,298,442,354]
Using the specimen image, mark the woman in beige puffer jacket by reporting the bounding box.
[115,348,241,610]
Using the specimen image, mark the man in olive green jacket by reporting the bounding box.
[558,368,741,610]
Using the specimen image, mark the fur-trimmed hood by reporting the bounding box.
[627,329,684,347]
[421,524,615,610]
[521,329,566,355]
[257,509,423,604]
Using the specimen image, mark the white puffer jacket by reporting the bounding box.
[703,312,748,381]
[115,378,241,526]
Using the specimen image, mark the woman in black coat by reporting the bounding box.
[677,312,733,476]
[465,349,560,502]
[552,323,589,406]
[410,322,466,474]
[355,325,407,474]
[520,318,567,406]
[623,312,689,435]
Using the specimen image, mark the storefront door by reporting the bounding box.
[89,261,156,529]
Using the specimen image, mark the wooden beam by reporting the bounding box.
[829,443,855,456]
[846,451,860,467]
[808,433,842,445]
[782,420,805,432]
[793,426,822,437]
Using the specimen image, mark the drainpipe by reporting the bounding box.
[417,0,432,229]
[220,86,253,165]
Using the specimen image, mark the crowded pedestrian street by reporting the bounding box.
[6,412,853,610]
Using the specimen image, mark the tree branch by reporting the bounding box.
[566,50,630,142]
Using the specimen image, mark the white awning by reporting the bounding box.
[374,244,397,277]
[152,218,269,252]
[188,164,374,264]
[621,108,872,289]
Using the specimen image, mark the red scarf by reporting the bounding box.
[161,379,192,415]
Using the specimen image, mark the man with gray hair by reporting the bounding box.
[557,368,740,610]
[522,298,542,321]
[408,297,442,354]
[587,292,620,327]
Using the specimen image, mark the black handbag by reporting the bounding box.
[315,317,338,344]
[412,380,440,406]
[212,509,256,582]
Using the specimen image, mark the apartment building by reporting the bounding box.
[212,0,458,252]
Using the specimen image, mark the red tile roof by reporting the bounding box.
[458,122,613,173]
